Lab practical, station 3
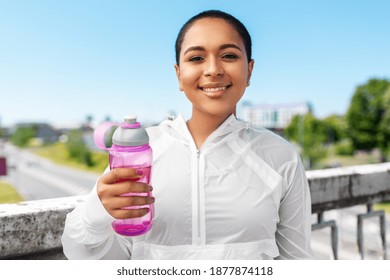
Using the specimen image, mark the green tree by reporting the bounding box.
[378,87,390,161]
[66,129,94,167]
[346,78,390,158]
[284,112,327,169]
[322,114,347,144]
[10,126,36,147]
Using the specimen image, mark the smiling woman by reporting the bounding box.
[62,10,313,260]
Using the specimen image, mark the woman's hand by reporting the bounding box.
[97,168,154,219]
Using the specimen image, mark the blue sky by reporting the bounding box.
[1,0,389,127]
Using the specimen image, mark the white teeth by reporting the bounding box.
[202,87,226,92]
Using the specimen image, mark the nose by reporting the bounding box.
[204,57,224,77]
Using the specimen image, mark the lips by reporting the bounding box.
[199,84,231,97]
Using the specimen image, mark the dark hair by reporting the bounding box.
[175,10,252,65]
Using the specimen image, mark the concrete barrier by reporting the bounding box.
[307,162,390,213]
[0,196,86,259]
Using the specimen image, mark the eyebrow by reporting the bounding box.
[183,43,243,56]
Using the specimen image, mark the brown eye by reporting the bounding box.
[222,53,238,60]
[189,56,204,62]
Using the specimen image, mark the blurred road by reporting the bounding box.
[1,143,100,200]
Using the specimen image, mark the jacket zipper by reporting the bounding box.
[191,147,205,246]
[196,149,201,245]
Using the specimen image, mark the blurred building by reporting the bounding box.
[11,122,59,144]
[240,101,312,131]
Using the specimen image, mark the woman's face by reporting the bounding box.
[175,18,254,120]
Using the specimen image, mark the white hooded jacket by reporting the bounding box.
[62,114,313,259]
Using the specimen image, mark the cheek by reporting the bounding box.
[227,64,248,84]
[179,68,199,87]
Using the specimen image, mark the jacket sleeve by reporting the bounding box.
[275,154,314,259]
[61,172,132,260]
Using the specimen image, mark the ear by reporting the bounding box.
[247,59,254,86]
[174,64,184,91]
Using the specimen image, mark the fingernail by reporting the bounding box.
[149,186,153,191]
[137,169,143,176]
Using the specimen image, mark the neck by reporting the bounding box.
[186,112,234,149]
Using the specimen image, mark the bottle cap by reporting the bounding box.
[112,115,149,146]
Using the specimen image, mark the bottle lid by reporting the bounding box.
[112,115,149,146]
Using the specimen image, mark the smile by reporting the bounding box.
[199,85,231,98]
[202,86,228,92]
[199,84,232,92]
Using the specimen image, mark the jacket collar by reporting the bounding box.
[162,114,248,149]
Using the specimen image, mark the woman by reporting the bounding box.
[62,10,313,260]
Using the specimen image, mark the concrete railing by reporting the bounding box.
[308,162,390,213]
[1,162,390,260]
[0,195,86,259]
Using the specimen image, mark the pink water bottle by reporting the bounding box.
[94,115,153,236]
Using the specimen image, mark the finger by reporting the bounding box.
[109,196,155,210]
[111,208,150,220]
[110,181,152,196]
[100,168,142,184]
[97,182,152,203]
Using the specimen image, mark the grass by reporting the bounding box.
[374,202,390,214]
[0,180,23,204]
[30,142,108,174]
[316,146,382,169]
